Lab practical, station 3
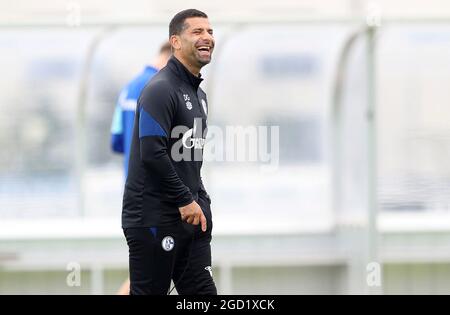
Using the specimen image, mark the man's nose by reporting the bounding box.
[202,32,214,43]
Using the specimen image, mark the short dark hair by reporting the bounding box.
[169,9,208,37]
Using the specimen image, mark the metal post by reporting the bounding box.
[75,27,116,217]
[90,264,104,295]
[219,262,233,295]
[365,24,382,294]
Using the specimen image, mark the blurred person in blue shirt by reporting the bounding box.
[112,41,171,295]
[111,41,172,178]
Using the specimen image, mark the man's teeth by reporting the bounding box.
[198,46,210,51]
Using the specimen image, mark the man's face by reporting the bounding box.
[176,17,215,68]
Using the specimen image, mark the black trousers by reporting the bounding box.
[123,198,217,295]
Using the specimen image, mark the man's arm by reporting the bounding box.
[138,81,193,206]
[138,81,206,230]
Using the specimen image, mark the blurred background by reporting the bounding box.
[1,0,450,294]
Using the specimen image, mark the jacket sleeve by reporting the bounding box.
[138,80,194,207]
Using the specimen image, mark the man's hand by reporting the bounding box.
[179,201,207,232]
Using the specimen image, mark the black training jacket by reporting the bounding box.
[122,56,210,228]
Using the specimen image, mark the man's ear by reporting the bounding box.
[170,35,181,51]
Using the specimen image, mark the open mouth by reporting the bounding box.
[197,46,211,56]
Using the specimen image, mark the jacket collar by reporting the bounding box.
[167,56,203,90]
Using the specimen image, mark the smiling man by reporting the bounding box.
[122,9,217,295]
